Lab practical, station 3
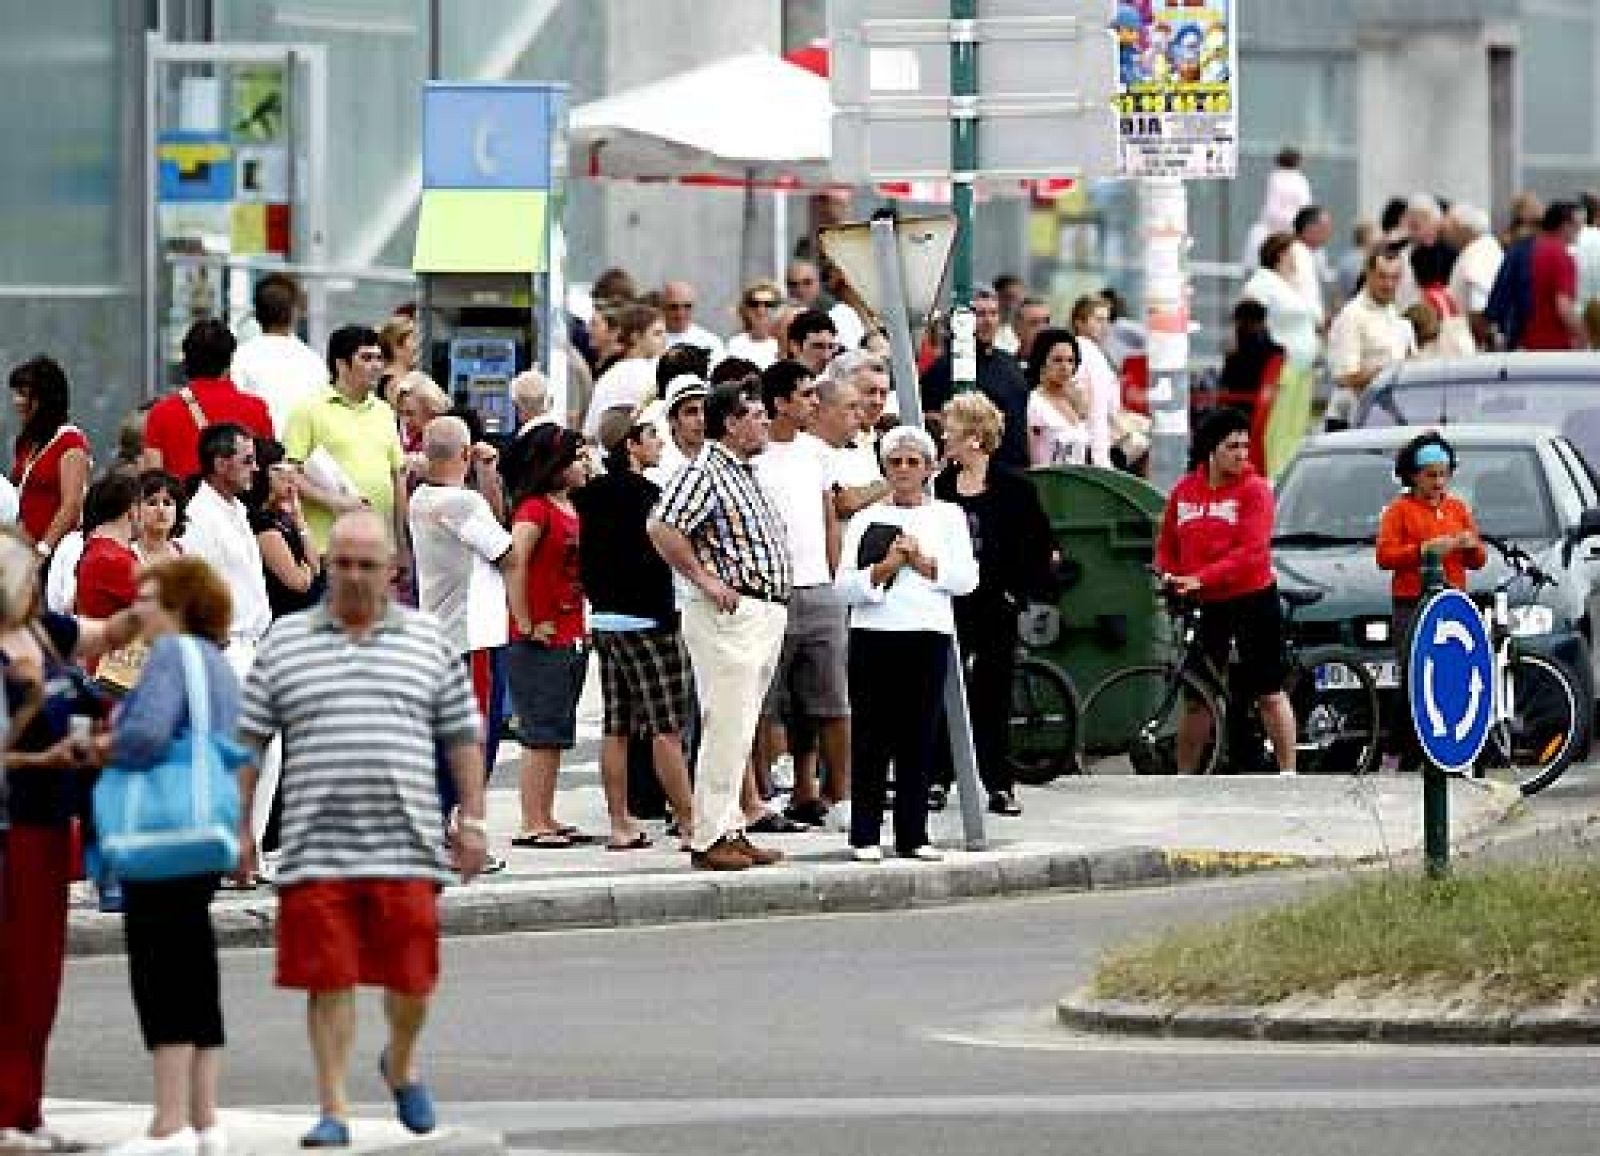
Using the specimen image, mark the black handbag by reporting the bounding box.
[855,522,902,585]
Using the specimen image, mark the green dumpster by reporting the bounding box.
[1024,466,1167,754]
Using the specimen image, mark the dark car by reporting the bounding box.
[1353,352,1600,471]
[1271,425,1600,737]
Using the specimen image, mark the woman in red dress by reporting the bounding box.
[9,358,90,560]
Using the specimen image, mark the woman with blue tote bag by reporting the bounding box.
[99,558,241,1156]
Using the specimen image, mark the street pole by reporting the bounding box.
[869,210,987,851]
[1143,176,1191,490]
[1418,552,1450,879]
[949,0,978,393]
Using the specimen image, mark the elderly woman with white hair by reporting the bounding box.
[834,424,978,862]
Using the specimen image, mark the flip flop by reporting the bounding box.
[511,831,574,849]
[554,825,599,844]
[748,811,806,834]
[605,832,653,852]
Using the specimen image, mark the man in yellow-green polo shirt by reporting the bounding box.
[284,325,408,561]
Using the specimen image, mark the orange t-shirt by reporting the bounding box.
[1375,492,1487,599]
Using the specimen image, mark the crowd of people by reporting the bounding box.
[0,258,1080,1150]
[1222,146,1600,473]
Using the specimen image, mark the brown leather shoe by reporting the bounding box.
[733,835,784,866]
[690,836,753,871]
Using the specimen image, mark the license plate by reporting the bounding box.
[1315,660,1400,690]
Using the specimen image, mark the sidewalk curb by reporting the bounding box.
[1056,988,1600,1045]
[66,844,1313,958]
[44,1108,504,1156]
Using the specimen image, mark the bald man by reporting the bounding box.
[661,279,725,359]
[236,510,487,1143]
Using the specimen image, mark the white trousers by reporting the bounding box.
[680,596,788,852]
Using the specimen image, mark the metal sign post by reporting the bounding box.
[858,211,987,849]
[1405,576,1494,880]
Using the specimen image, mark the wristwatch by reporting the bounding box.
[457,815,489,838]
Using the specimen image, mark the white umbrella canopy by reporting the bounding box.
[569,51,834,186]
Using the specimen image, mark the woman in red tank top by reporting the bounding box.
[8,357,89,557]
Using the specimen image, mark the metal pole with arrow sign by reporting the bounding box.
[1405,570,1494,879]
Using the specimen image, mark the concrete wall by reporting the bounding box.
[1356,25,1495,213]
[592,0,783,333]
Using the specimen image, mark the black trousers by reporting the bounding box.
[936,598,1018,795]
[848,630,950,853]
[121,876,224,1051]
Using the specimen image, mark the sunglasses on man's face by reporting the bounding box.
[885,455,926,468]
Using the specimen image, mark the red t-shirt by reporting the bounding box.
[75,535,139,617]
[511,495,585,646]
[12,425,90,544]
[143,378,275,480]
[1522,234,1579,351]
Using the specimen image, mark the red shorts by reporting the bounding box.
[275,880,440,997]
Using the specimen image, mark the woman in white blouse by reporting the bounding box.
[1240,232,1320,368]
[835,425,978,862]
[1240,231,1321,475]
[1025,329,1098,467]
[724,279,783,369]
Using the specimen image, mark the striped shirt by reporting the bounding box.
[653,441,793,602]
[238,602,480,885]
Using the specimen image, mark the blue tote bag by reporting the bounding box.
[93,637,248,881]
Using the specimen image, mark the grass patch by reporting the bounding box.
[1092,862,1600,1009]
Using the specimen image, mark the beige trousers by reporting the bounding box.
[680,595,789,852]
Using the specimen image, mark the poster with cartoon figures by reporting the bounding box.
[1115,0,1237,179]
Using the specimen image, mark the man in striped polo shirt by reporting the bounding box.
[235,511,487,1144]
[649,382,794,871]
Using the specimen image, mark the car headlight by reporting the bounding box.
[1508,605,1555,636]
[1359,619,1390,644]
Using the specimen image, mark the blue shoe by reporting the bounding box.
[379,1049,436,1134]
[97,875,123,914]
[299,1116,349,1148]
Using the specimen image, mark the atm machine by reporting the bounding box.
[412,82,567,439]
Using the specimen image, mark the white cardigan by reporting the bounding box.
[835,498,979,636]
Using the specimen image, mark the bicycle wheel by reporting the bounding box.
[1006,657,1080,786]
[1478,652,1583,796]
[1080,663,1224,776]
[1286,647,1382,777]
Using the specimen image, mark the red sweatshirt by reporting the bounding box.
[1155,465,1276,602]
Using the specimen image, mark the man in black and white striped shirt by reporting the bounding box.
[236,510,486,1143]
[649,382,793,872]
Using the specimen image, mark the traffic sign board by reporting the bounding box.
[1406,589,1495,774]
[827,0,1120,183]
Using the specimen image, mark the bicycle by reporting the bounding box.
[1469,535,1585,796]
[1005,602,1080,785]
[1078,575,1382,777]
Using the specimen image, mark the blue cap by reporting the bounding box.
[1414,444,1450,467]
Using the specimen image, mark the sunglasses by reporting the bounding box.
[884,455,926,467]
[745,298,777,308]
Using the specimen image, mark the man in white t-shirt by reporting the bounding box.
[180,423,271,679]
[1327,249,1416,430]
[410,416,513,868]
[230,273,329,431]
[752,360,849,829]
[820,351,889,518]
[661,280,726,361]
[1069,295,1123,468]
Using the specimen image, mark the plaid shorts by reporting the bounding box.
[593,627,694,738]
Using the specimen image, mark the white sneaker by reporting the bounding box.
[906,845,944,862]
[105,1128,197,1156]
[825,800,853,833]
[851,846,884,863]
[257,849,282,883]
[1278,768,1298,777]
[196,1127,227,1156]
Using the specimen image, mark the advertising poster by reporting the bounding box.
[1115,0,1237,180]
[231,66,286,143]
[157,133,235,203]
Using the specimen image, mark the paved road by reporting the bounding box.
[50,851,1600,1156]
